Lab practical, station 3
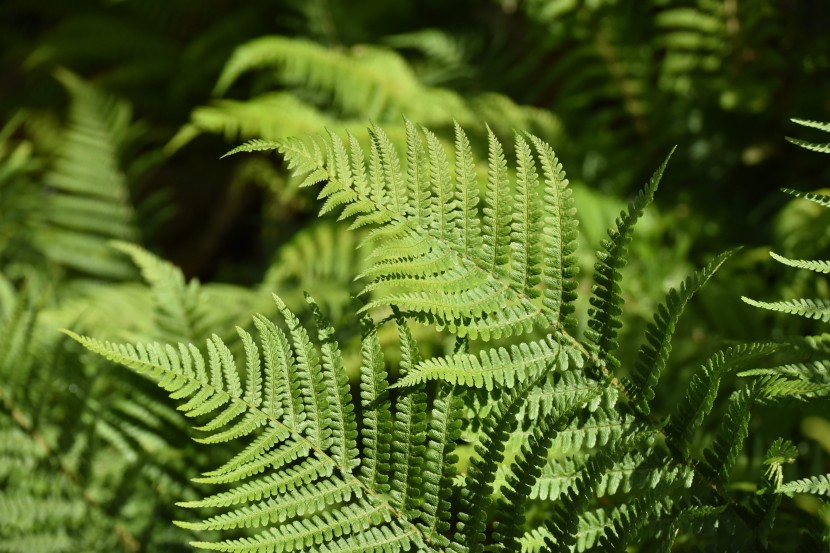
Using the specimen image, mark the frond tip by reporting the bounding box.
[222,139,282,158]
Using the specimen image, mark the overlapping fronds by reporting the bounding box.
[743,124,830,320]
[625,248,737,412]
[64,295,469,552]
[0,425,98,553]
[786,119,830,154]
[666,342,782,454]
[110,242,210,343]
[171,36,559,153]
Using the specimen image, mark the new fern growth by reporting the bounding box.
[65,122,830,551]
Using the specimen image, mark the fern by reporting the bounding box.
[786,119,830,154]
[585,148,674,371]
[624,249,737,413]
[171,36,559,154]
[37,70,141,279]
[777,474,830,497]
[228,125,583,343]
[65,295,461,552]
[63,121,830,551]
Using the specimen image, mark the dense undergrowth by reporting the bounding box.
[1,1,829,551]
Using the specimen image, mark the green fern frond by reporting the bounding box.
[394,334,578,391]
[586,148,675,369]
[529,134,580,333]
[781,188,830,208]
[492,419,557,553]
[768,251,830,274]
[417,384,463,547]
[356,317,392,494]
[389,315,428,514]
[522,369,610,425]
[625,249,737,413]
[700,385,756,481]
[741,297,830,322]
[110,242,210,342]
[754,374,830,401]
[39,70,140,279]
[222,138,282,158]
[510,133,543,299]
[214,36,469,124]
[454,123,482,259]
[451,377,542,553]
[531,452,693,502]
[786,119,830,153]
[540,439,637,552]
[258,221,366,322]
[777,474,830,497]
[64,297,448,552]
[522,500,673,553]
[481,125,513,278]
[306,295,359,470]
[667,342,782,455]
[534,406,635,456]
[738,359,830,381]
[791,119,830,133]
[273,124,594,341]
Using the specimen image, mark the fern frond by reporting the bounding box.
[787,119,830,153]
[306,295,358,470]
[394,334,578,391]
[522,369,610,425]
[586,149,675,369]
[64,296,443,551]
[791,119,830,133]
[754,374,830,401]
[532,452,693,502]
[529,134,579,332]
[768,251,830,274]
[110,242,209,342]
[740,297,830,322]
[213,36,470,124]
[481,125,513,277]
[667,342,781,454]
[418,384,463,547]
[222,138,282,158]
[405,119,432,229]
[39,70,140,279]
[522,501,671,553]
[451,377,541,553]
[738,360,830,381]
[389,316,428,514]
[510,133,543,299]
[540,439,636,552]
[626,249,737,413]
[454,122,482,259]
[700,385,756,481]
[781,188,830,208]
[492,419,558,553]
[356,317,392,494]
[550,407,633,455]
[777,474,830,496]
[274,124,593,341]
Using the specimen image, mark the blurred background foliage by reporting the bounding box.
[1,1,829,549]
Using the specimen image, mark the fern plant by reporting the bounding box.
[65,122,830,551]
